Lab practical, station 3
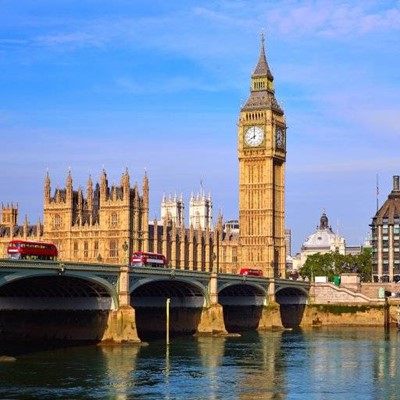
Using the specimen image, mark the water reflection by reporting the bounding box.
[2,328,400,399]
[197,336,226,400]
[100,344,142,400]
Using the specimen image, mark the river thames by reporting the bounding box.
[0,327,399,399]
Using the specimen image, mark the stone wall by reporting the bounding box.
[301,304,387,327]
[305,276,388,327]
[311,283,380,304]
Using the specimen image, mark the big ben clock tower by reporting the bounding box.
[238,34,286,278]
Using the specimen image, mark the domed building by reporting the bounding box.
[292,212,346,270]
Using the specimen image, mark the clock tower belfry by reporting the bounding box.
[238,34,286,278]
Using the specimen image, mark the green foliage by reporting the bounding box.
[299,249,373,282]
[316,304,370,315]
[313,304,383,314]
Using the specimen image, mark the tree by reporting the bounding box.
[299,249,373,282]
[353,248,373,282]
[299,252,337,281]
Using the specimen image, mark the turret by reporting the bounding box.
[1,202,18,228]
[44,171,51,204]
[100,169,108,201]
[87,175,93,210]
[66,169,73,203]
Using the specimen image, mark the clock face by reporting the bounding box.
[244,126,264,147]
[276,126,285,149]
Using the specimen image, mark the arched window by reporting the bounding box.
[111,213,118,227]
[73,241,79,258]
[54,215,61,229]
[94,241,99,259]
[110,240,118,258]
[84,241,89,258]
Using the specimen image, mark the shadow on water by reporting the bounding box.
[0,339,97,357]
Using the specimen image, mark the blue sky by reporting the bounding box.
[1,0,399,254]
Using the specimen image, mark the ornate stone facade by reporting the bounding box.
[0,169,238,273]
[42,168,149,264]
[237,34,286,277]
[0,36,285,277]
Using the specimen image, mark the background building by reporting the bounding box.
[292,212,363,270]
[371,175,400,282]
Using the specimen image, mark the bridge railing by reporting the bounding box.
[129,266,211,280]
[0,258,120,272]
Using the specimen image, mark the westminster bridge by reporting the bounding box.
[0,259,310,343]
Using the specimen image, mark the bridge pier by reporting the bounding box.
[257,303,283,329]
[102,266,140,343]
[196,271,227,335]
[268,279,276,303]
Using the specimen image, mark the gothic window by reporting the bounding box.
[111,213,118,227]
[73,241,79,258]
[110,239,118,258]
[54,215,61,229]
[84,241,88,258]
[232,247,237,263]
[94,241,99,258]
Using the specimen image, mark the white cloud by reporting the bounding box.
[35,32,106,49]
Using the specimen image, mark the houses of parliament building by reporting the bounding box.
[0,35,287,278]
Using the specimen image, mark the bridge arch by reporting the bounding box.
[129,277,209,339]
[218,281,267,306]
[275,285,309,328]
[130,277,209,308]
[0,271,118,311]
[275,286,309,305]
[216,281,268,333]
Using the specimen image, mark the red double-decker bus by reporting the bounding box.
[239,267,263,277]
[7,240,58,261]
[130,251,167,268]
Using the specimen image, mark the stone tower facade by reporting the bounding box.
[237,34,287,277]
[189,191,212,230]
[1,203,18,228]
[161,194,184,227]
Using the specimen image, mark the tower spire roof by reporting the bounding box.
[241,32,283,114]
[252,32,273,81]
